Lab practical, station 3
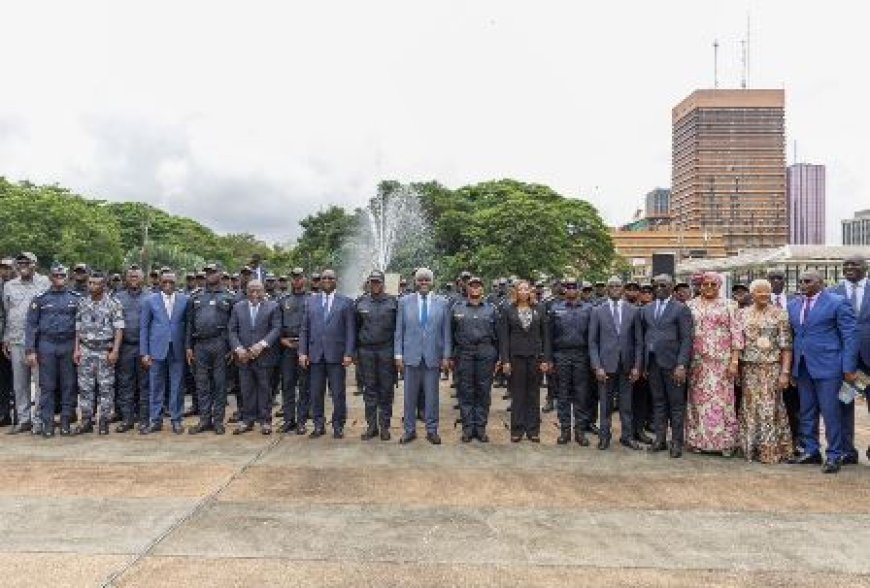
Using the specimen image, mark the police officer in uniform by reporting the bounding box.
[541,279,563,413]
[451,276,500,442]
[186,262,235,435]
[71,263,90,295]
[25,265,80,437]
[355,270,398,441]
[114,267,150,432]
[74,272,125,435]
[545,277,594,445]
[278,268,309,434]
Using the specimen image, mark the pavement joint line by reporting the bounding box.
[99,434,285,588]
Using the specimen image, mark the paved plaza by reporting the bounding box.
[1,377,870,587]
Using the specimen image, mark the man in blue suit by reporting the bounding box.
[788,270,858,473]
[140,272,189,434]
[394,267,452,445]
[831,255,869,464]
[299,269,355,439]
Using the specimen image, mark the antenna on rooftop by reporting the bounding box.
[713,39,719,88]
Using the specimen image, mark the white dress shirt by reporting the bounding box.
[162,292,175,319]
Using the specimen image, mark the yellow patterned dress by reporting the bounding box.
[686,298,742,451]
[736,305,793,463]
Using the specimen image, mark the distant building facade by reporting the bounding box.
[842,210,870,245]
[787,163,826,245]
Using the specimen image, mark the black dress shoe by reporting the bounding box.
[233,422,253,435]
[635,431,655,445]
[511,434,522,443]
[361,426,379,441]
[619,438,642,450]
[60,418,72,436]
[648,441,668,452]
[172,422,185,435]
[669,445,683,458]
[188,421,214,435]
[575,432,590,447]
[309,428,325,439]
[281,421,297,434]
[788,452,823,465]
[333,428,344,439]
[461,431,473,443]
[822,461,841,474]
[296,423,308,436]
[76,419,94,435]
[140,423,162,435]
[42,425,54,438]
[477,432,489,443]
[426,432,442,445]
[557,430,571,445]
[399,432,416,444]
[598,437,610,450]
[261,424,272,435]
[7,422,32,435]
[840,453,859,466]
[116,421,134,433]
[380,430,391,441]
[214,423,226,435]
[98,419,110,435]
[527,434,540,443]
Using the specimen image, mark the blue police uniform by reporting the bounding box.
[25,287,80,428]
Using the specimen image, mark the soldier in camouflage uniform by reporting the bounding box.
[74,272,124,435]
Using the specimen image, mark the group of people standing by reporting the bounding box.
[1,250,867,474]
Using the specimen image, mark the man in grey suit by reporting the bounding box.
[229,280,281,435]
[589,277,644,450]
[299,269,355,439]
[394,267,452,445]
[640,274,693,458]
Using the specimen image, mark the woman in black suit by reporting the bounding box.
[500,280,548,442]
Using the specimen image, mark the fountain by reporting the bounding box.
[340,183,432,295]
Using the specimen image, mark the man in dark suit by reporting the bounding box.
[229,279,281,434]
[140,272,189,434]
[768,268,800,448]
[831,255,869,464]
[640,274,693,458]
[394,267,452,445]
[789,270,858,473]
[589,277,644,450]
[299,269,355,439]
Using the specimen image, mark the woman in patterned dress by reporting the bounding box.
[736,279,793,463]
[685,272,743,456]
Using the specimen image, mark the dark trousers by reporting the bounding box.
[508,355,541,436]
[358,344,395,429]
[403,363,440,435]
[797,361,843,462]
[280,347,309,425]
[149,347,184,424]
[648,358,686,447]
[0,352,12,424]
[632,378,652,436]
[456,346,497,433]
[239,364,273,425]
[783,384,801,447]
[194,337,229,424]
[310,362,346,431]
[585,366,599,426]
[598,367,633,442]
[37,342,76,423]
[545,371,557,403]
[554,350,590,431]
[116,342,149,423]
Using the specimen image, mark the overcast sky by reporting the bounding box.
[1,0,866,244]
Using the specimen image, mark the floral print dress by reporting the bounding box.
[686,298,742,451]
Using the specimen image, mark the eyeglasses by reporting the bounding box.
[563,284,578,289]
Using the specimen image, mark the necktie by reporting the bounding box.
[800,297,810,325]
[611,301,620,334]
[775,294,783,308]
[420,294,429,329]
[850,284,859,314]
[323,293,331,315]
[654,300,663,321]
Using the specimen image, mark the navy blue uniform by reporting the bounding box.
[186,286,234,425]
[114,287,151,424]
[278,291,309,427]
[355,293,398,431]
[25,288,80,424]
[545,299,593,433]
[451,300,500,436]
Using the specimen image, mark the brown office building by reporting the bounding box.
[672,89,787,255]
